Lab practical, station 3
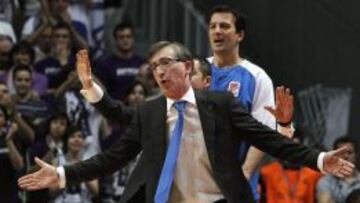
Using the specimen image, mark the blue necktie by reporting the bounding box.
[154,101,187,203]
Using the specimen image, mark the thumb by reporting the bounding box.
[332,146,349,157]
[34,157,48,168]
[264,106,275,115]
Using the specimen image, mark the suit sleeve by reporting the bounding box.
[64,108,142,185]
[93,92,135,125]
[228,94,320,170]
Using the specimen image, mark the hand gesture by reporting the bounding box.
[76,49,93,89]
[323,146,355,178]
[18,157,59,190]
[265,86,294,124]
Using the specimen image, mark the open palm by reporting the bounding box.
[76,49,93,89]
[18,157,59,191]
[265,86,294,123]
[323,146,355,178]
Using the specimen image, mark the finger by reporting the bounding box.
[19,180,38,189]
[285,88,291,95]
[18,173,36,183]
[340,166,353,176]
[336,172,345,178]
[18,174,39,188]
[22,182,42,191]
[35,157,48,168]
[264,106,276,116]
[341,165,354,175]
[343,160,355,169]
[276,86,282,101]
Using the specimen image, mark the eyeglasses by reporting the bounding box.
[149,57,185,72]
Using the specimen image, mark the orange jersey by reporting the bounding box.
[261,161,322,203]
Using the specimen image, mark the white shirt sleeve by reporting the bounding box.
[317,152,327,173]
[250,71,276,129]
[56,167,66,189]
[79,82,104,103]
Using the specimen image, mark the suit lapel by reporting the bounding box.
[150,96,168,167]
[195,90,216,164]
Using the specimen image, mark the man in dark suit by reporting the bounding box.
[19,41,354,203]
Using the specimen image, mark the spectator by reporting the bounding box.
[1,41,49,95]
[190,56,212,90]
[0,20,16,43]
[54,70,107,158]
[34,22,77,93]
[0,81,36,143]
[110,80,148,201]
[27,111,69,203]
[0,104,24,203]
[32,24,53,63]
[52,127,99,203]
[0,34,13,74]
[260,129,322,203]
[317,136,360,203]
[10,65,49,140]
[0,21,16,74]
[22,0,89,50]
[95,22,145,100]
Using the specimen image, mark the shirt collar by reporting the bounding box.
[166,87,196,111]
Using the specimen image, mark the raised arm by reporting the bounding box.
[76,50,134,124]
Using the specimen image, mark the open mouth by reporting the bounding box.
[213,39,224,45]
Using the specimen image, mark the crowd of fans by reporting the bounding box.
[0,1,359,203]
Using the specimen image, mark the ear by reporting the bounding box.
[184,60,193,74]
[237,30,245,43]
[204,76,212,88]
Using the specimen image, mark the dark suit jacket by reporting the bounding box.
[64,90,320,203]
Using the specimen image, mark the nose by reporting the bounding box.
[214,25,222,33]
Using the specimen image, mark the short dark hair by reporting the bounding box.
[147,41,193,62]
[53,21,72,34]
[10,41,35,64]
[113,22,134,38]
[207,5,246,33]
[333,136,357,151]
[12,65,32,79]
[193,56,211,77]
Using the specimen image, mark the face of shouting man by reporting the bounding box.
[149,44,192,100]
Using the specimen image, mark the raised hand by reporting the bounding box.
[76,49,93,89]
[323,146,355,178]
[18,157,59,191]
[265,86,294,124]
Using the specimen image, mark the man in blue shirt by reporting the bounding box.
[207,5,285,200]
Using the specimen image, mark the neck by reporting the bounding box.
[116,50,133,59]
[69,151,81,161]
[167,83,191,100]
[213,50,242,67]
[14,92,31,102]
